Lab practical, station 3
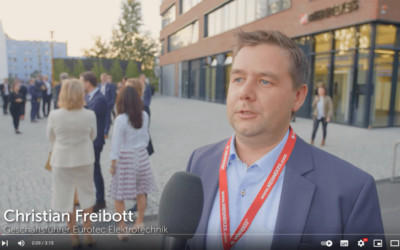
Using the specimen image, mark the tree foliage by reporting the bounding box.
[91,60,108,80]
[109,59,123,82]
[82,36,111,58]
[125,60,140,78]
[54,59,71,81]
[72,60,86,78]
[82,0,159,73]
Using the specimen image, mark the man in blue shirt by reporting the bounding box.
[185,30,384,250]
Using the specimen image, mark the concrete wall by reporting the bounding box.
[161,63,176,97]
[0,21,8,81]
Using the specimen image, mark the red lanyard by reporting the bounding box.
[219,127,297,250]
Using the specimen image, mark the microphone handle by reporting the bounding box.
[161,236,188,250]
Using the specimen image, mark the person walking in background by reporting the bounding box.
[47,78,97,248]
[99,73,116,139]
[311,85,333,146]
[107,75,117,121]
[140,74,152,121]
[34,75,45,119]
[0,78,10,115]
[121,77,127,86]
[42,75,52,117]
[9,81,24,134]
[53,72,70,109]
[80,71,108,213]
[28,78,39,123]
[19,80,27,120]
[109,86,157,241]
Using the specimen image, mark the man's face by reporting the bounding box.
[101,75,106,83]
[80,76,90,93]
[227,44,302,138]
[43,76,48,81]
[107,76,112,83]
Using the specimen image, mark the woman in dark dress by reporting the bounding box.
[9,83,24,134]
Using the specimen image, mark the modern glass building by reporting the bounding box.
[159,0,400,128]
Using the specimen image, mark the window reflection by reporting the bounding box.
[335,27,356,51]
[376,24,396,47]
[370,50,394,127]
[181,0,202,14]
[169,21,199,52]
[206,0,291,38]
[315,32,332,52]
[162,5,176,28]
[357,24,371,48]
[394,56,400,125]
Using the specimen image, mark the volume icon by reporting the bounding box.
[18,240,25,247]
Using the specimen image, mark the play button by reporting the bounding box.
[2,240,8,247]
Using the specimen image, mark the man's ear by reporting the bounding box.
[292,84,308,112]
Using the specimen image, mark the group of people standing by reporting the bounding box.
[0,75,53,133]
[46,71,156,248]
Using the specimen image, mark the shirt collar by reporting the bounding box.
[88,87,99,99]
[229,129,290,174]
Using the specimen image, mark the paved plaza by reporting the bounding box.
[0,95,399,241]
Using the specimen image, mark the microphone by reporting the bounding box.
[159,171,204,250]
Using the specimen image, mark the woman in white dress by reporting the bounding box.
[47,78,97,248]
[109,85,157,241]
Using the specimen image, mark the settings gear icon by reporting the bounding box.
[358,239,365,247]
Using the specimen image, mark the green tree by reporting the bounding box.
[82,36,111,58]
[110,0,142,60]
[109,59,123,82]
[72,60,86,78]
[54,59,71,81]
[91,60,108,80]
[125,60,139,78]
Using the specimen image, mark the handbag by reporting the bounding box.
[45,151,52,171]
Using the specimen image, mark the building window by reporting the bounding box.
[24,57,28,62]
[314,32,332,52]
[45,51,50,55]
[375,24,396,47]
[13,58,17,63]
[161,40,165,55]
[181,0,202,14]
[168,21,199,52]
[205,0,291,38]
[162,5,176,29]
[8,57,12,62]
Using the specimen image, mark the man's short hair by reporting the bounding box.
[233,30,310,90]
[100,73,107,78]
[60,73,69,81]
[80,71,98,87]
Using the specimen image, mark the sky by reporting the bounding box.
[0,0,161,57]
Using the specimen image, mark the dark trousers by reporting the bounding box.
[30,100,39,121]
[10,107,20,129]
[94,145,105,203]
[42,94,52,117]
[36,98,42,118]
[2,95,9,114]
[144,105,154,156]
[104,108,112,135]
[20,101,26,116]
[312,117,328,141]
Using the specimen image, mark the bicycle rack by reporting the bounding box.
[392,140,400,182]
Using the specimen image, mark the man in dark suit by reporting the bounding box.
[28,78,39,123]
[107,74,117,120]
[19,80,27,120]
[99,73,116,138]
[53,72,69,109]
[185,30,384,250]
[80,71,108,213]
[34,75,45,119]
[0,78,10,115]
[41,75,52,117]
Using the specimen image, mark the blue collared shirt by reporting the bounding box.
[206,130,289,250]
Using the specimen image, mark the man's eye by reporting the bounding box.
[261,80,270,85]
[234,78,243,83]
